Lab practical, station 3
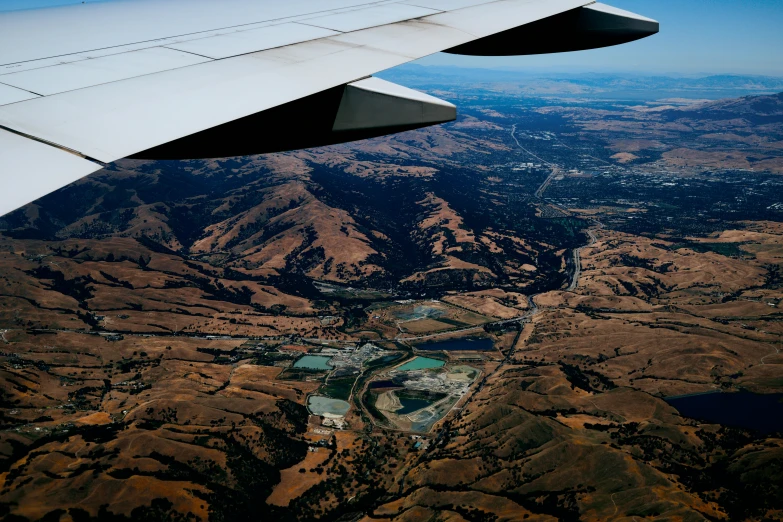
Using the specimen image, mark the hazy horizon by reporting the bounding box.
[392,63,783,79]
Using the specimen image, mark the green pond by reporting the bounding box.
[308,395,351,416]
[293,355,332,370]
[396,357,445,372]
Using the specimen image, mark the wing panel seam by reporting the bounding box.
[0,81,43,98]
[0,123,106,167]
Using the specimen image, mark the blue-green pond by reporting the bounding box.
[396,357,445,372]
[308,395,351,416]
[294,355,332,370]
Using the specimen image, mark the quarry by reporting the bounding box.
[364,357,481,432]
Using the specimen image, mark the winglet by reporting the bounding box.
[446,2,659,56]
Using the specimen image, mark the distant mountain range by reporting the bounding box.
[677,91,783,118]
[379,65,783,100]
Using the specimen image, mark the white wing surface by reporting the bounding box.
[0,0,658,216]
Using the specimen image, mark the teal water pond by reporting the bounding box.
[396,357,445,372]
[308,395,351,416]
[294,355,332,370]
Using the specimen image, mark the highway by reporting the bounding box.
[396,125,610,343]
[567,221,603,292]
[510,124,557,168]
[510,123,604,293]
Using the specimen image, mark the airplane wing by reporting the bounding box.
[0,0,658,216]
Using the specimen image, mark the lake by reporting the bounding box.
[416,337,494,351]
[293,355,332,370]
[666,391,783,434]
[308,395,350,416]
[396,357,445,372]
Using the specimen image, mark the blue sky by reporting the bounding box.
[2,0,781,75]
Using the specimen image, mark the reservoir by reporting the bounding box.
[666,391,783,434]
[308,395,350,416]
[396,357,445,372]
[294,355,332,370]
[416,337,494,351]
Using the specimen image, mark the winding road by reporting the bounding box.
[510,123,605,293]
[567,221,603,292]
[761,342,781,365]
[400,125,606,343]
